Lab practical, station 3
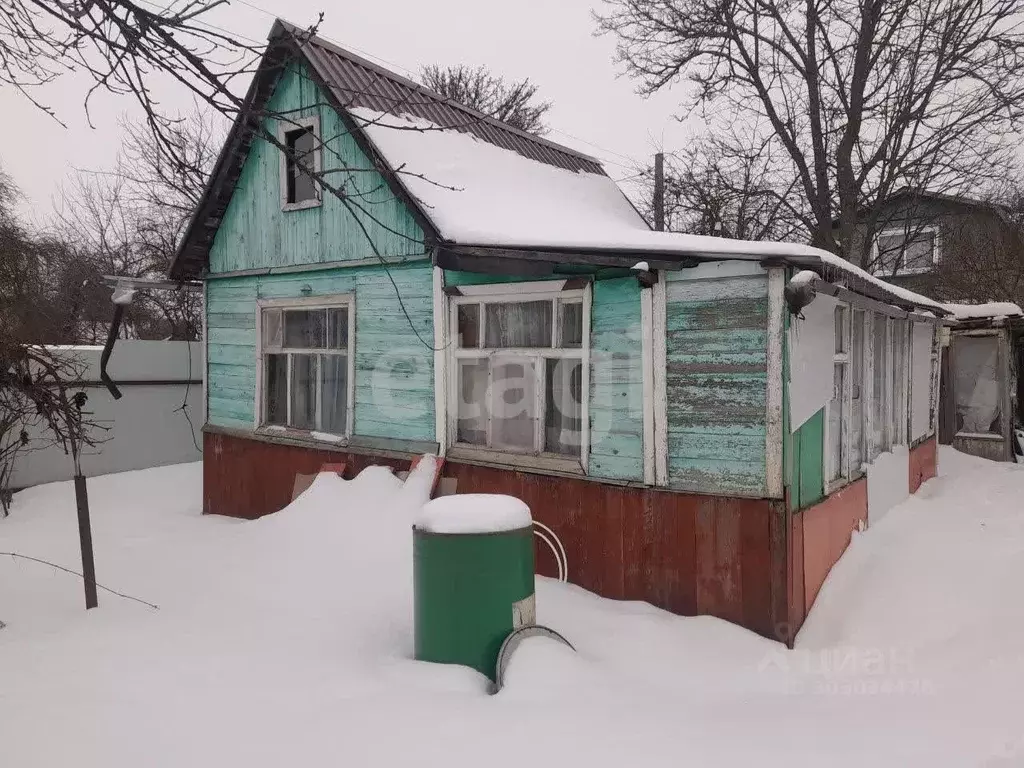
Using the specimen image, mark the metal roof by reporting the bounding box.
[273,20,604,174]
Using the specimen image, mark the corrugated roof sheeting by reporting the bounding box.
[295,31,605,175]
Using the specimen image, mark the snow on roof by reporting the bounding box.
[813,250,948,313]
[941,301,1024,321]
[354,109,946,313]
[351,108,649,248]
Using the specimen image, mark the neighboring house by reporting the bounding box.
[170,20,945,643]
[847,190,1024,308]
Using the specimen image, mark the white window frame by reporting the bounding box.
[950,329,1006,440]
[871,225,940,276]
[278,115,322,211]
[891,318,911,445]
[254,294,355,441]
[445,280,591,472]
[825,303,851,491]
[848,307,868,477]
[826,301,940,493]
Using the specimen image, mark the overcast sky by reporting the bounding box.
[0,0,695,226]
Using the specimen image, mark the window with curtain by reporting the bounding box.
[953,335,1002,435]
[260,300,351,436]
[452,289,586,458]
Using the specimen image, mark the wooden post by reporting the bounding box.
[74,474,98,609]
[653,152,665,232]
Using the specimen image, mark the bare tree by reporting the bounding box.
[54,109,221,341]
[635,130,806,241]
[596,0,1024,262]
[421,64,552,135]
[1,3,485,354]
[0,173,105,515]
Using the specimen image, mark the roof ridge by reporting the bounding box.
[269,18,603,168]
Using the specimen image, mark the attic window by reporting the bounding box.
[279,116,321,210]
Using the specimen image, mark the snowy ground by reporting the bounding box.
[2,448,1023,767]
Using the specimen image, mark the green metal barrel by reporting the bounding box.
[413,524,535,681]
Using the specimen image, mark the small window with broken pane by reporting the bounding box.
[452,288,586,459]
[281,118,320,207]
[261,302,351,437]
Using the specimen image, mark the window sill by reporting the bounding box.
[257,425,347,445]
[446,445,585,476]
[869,267,935,277]
[281,198,322,212]
[954,432,1003,441]
[204,423,439,459]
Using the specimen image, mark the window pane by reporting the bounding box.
[954,336,1002,435]
[457,304,480,348]
[327,307,348,350]
[558,301,583,348]
[265,353,288,426]
[484,301,552,348]
[829,363,846,482]
[871,313,889,457]
[457,359,488,445]
[545,358,582,456]
[263,309,282,349]
[289,354,318,430]
[851,310,865,469]
[876,234,903,274]
[286,127,316,203]
[904,233,935,271]
[834,306,847,353]
[491,359,537,451]
[284,309,326,349]
[320,354,348,434]
[892,319,906,444]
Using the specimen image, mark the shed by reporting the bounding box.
[171,19,948,642]
[938,302,1024,461]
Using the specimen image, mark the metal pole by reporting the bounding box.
[74,474,98,609]
[653,152,665,232]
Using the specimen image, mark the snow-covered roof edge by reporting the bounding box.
[941,301,1024,322]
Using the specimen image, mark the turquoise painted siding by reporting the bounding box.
[443,271,645,483]
[665,269,769,496]
[208,62,425,274]
[206,262,435,440]
[589,277,644,482]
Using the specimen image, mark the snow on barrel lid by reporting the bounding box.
[415,494,532,534]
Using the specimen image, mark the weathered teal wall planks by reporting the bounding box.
[664,266,769,496]
[589,277,645,481]
[208,62,425,275]
[206,262,435,440]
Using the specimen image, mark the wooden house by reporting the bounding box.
[171,21,945,643]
